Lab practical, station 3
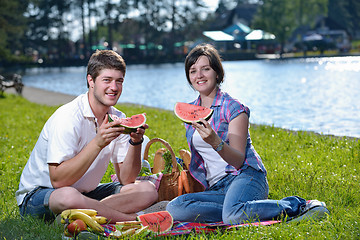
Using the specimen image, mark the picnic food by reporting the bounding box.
[152,148,167,173]
[108,113,146,134]
[92,216,109,224]
[110,223,149,238]
[136,211,173,233]
[66,208,98,216]
[178,172,183,196]
[61,209,104,233]
[179,149,191,169]
[67,219,87,236]
[181,170,190,193]
[174,102,213,124]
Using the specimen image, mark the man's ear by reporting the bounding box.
[87,74,94,88]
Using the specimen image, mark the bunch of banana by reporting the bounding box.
[61,209,107,233]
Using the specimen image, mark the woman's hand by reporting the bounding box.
[193,114,249,170]
[192,118,222,149]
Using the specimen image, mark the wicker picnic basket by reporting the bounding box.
[143,138,204,202]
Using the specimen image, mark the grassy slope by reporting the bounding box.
[0,93,359,239]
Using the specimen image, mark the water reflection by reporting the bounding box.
[22,56,360,138]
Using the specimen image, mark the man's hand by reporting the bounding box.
[94,115,127,149]
[129,124,149,144]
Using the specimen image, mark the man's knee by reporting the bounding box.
[123,181,157,194]
[49,187,84,213]
[138,181,158,202]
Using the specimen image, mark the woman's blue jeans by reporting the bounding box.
[166,167,306,224]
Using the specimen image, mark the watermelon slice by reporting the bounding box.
[174,102,213,124]
[136,211,173,234]
[108,113,146,134]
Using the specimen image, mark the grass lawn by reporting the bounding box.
[0,93,359,239]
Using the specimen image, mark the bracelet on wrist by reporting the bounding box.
[129,137,144,146]
[214,140,225,152]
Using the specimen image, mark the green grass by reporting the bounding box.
[0,93,359,239]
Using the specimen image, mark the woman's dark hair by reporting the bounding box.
[86,50,126,88]
[184,43,224,87]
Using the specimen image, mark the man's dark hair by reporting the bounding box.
[87,50,126,88]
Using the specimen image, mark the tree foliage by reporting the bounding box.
[252,0,328,53]
[0,0,28,59]
[0,0,360,65]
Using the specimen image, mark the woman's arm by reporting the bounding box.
[192,113,249,169]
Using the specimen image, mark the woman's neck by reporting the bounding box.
[200,87,218,108]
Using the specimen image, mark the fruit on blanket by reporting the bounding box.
[116,220,142,231]
[136,211,173,233]
[174,102,213,124]
[113,222,149,237]
[67,219,87,236]
[61,209,98,218]
[92,215,109,224]
[61,209,104,233]
[110,228,137,238]
[108,113,146,134]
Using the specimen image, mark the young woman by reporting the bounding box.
[166,43,328,224]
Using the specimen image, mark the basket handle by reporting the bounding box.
[143,138,179,174]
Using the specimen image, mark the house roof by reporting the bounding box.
[203,31,235,41]
[245,30,276,40]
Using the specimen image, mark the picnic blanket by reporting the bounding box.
[101,220,281,237]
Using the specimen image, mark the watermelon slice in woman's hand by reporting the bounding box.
[174,102,213,124]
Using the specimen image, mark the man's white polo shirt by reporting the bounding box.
[15,93,130,206]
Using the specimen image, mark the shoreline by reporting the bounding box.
[4,86,76,106]
[4,86,358,140]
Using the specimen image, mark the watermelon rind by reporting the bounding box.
[108,113,146,134]
[174,102,213,124]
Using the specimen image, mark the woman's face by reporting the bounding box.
[189,55,218,96]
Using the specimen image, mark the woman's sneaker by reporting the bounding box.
[288,200,330,223]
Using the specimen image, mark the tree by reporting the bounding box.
[0,0,29,61]
[132,0,206,56]
[328,0,360,38]
[252,0,327,55]
[24,0,72,63]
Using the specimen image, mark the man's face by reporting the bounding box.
[88,69,124,107]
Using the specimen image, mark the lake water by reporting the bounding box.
[22,56,360,138]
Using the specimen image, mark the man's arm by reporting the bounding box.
[113,125,148,185]
[49,116,126,188]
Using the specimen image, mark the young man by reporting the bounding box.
[15,50,158,223]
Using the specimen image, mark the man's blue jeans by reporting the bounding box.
[19,182,122,222]
[166,167,306,224]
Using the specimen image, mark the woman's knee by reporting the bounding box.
[165,198,179,213]
[166,198,183,220]
[222,203,248,224]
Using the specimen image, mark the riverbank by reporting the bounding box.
[4,86,76,106]
[4,85,358,141]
